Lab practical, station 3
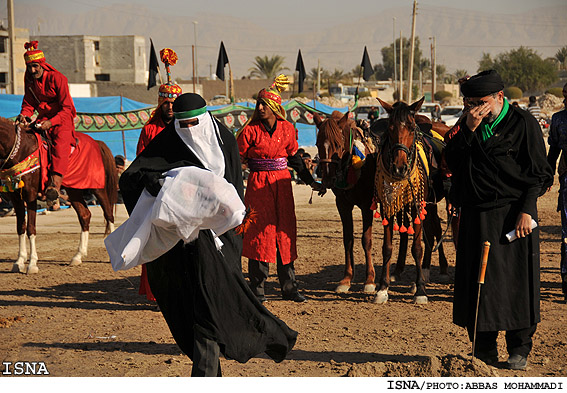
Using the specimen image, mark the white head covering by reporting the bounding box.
[174,111,225,178]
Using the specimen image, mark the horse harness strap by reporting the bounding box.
[0,124,22,171]
[0,149,40,192]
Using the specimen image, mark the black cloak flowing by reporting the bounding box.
[445,105,553,331]
[119,118,297,363]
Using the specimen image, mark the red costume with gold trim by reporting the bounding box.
[20,42,77,179]
[237,119,299,264]
[137,48,182,302]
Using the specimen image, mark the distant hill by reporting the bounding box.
[13,2,567,81]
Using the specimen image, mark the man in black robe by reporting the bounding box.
[118,93,297,377]
[445,70,552,370]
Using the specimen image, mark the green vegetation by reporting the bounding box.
[504,87,523,99]
[476,47,557,92]
[434,91,452,101]
[546,87,564,98]
[248,55,288,80]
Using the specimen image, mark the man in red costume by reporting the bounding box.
[237,74,324,303]
[16,41,77,201]
[136,48,182,304]
[136,48,182,155]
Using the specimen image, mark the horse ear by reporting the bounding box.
[410,96,426,113]
[377,98,392,114]
[313,112,323,127]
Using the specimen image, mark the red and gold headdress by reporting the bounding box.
[257,74,290,120]
[158,48,182,103]
[23,41,46,64]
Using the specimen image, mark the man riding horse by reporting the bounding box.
[15,41,77,202]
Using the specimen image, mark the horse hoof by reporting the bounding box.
[372,290,388,304]
[69,255,82,266]
[422,268,430,283]
[410,283,417,295]
[26,265,39,274]
[363,284,376,294]
[12,263,26,274]
[335,284,350,293]
[413,295,428,305]
[439,274,450,283]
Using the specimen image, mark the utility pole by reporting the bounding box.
[192,45,196,93]
[399,30,403,102]
[407,0,417,102]
[430,36,436,103]
[393,17,397,97]
[193,21,199,85]
[317,58,321,97]
[7,0,16,94]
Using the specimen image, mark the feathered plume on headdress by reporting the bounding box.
[160,48,178,85]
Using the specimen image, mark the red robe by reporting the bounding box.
[135,115,168,302]
[20,67,77,177]
[136,115,166,155]
[237,119,298,264]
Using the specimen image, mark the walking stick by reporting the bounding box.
[472,241,491,364]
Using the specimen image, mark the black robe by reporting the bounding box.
[445,106,552,332]
[119,118,297,363]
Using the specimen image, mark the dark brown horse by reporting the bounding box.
[314,111,377,293]
[0,117,117,274]
[372,97,430,304]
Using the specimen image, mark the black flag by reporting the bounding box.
[295,49,306,94]
[215,41,229,81]
[361,46,373,82]
[147,38,159,90]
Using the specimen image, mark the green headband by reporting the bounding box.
[174,106,207,119]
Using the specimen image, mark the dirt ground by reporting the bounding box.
[0,171,566,379]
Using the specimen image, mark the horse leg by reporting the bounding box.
[431,204,450,282]
[25,200,39,274]
[411,226,428,304]
[92,188,115,236]
[361,208,375,293]
[373,224,393,304]
[10,196,27,273]
[67,189,91,266]
[335,198,355,293]
[391,232,408,283]
[421,204,436,283]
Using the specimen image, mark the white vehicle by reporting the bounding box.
[440,105,463,127]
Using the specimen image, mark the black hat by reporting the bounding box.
[460,70,504,98]
[173,93,207,119]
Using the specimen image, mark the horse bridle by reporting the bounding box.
[0,124,22,170]
[385,121,419,177]
[318,125,355,167]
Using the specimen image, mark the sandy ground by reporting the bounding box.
[0,173,566,380]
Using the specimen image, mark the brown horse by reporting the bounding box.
[0,117,117,274]
[372,97,430,304]
[314,111,377,294]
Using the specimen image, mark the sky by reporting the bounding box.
[5,0,566,31]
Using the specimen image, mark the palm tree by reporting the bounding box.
[248,55,289,80]
[555,46,567,70]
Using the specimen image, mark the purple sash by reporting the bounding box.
[247,157,288,172]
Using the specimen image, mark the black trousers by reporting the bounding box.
[191,329,222,377]
[248,250,298,297]
[467,324,537,358]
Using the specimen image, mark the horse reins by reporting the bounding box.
[0,124,22,170]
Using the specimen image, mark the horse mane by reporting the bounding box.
[316,115,348,153]
[389,101,414,126]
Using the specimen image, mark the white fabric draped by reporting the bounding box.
[105,166,245,271]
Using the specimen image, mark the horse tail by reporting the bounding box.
[96,141,118,208]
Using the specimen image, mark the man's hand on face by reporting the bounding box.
[465,101,490,132]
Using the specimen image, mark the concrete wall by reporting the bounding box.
[199,78,293,101]
[30,35,145,85]
[0,27,29,95]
